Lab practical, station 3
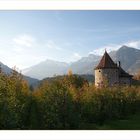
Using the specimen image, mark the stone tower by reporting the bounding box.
[94,50,119,87]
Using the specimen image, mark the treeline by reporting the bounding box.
[0,69,140,129]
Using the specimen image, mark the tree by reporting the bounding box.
[68,69,73,76]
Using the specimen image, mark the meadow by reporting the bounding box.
[0,69,140,130]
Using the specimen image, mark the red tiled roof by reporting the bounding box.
[95,51,117,69]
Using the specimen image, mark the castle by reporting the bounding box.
[94,50,133,87]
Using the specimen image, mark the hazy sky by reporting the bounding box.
[1,10,140,69]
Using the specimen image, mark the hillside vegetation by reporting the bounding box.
[0,69,140,129]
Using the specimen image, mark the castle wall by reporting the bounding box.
[95,68,119,87]
[119,77,131,86]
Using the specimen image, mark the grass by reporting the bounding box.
[79,112,140,130]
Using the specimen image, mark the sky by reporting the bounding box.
[1,10,140,69]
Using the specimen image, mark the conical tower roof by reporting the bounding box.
[95,50,117,69]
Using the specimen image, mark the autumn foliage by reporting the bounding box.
[0,70,140,129]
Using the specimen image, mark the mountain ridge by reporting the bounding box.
[0,61,39,85]
[22,46,140,80]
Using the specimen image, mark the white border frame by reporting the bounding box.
[0,0,140,10]
[1,130,140,140]
[0,0,140,140]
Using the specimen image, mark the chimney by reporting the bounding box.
[118,61,121,67]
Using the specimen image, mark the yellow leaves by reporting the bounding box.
[33,89,42,98]
[20,80,30,95]
[133,69,140,80]
[67,69,73,76]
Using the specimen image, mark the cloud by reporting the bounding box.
[13,46,24,53]
[12,34,37,54]
[89,44,120,56]
[2,34,48,69]
[89,40,140,56]
[13,34,35,47]
[73,53,81,59]
[3,35,65,69]
[69,52,82,62]
[125,40,140,49]
[46,40,62,51]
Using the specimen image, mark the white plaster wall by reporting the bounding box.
[95,68,119,87]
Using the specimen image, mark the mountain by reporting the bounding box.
[0,61,13,74]
[22,59,68,80]
[110,45,140,74]
[69,54,100,74]
[22,75,39,86]
[0,61,39,86]
[22,55,100,80]
[22,46,140,79]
